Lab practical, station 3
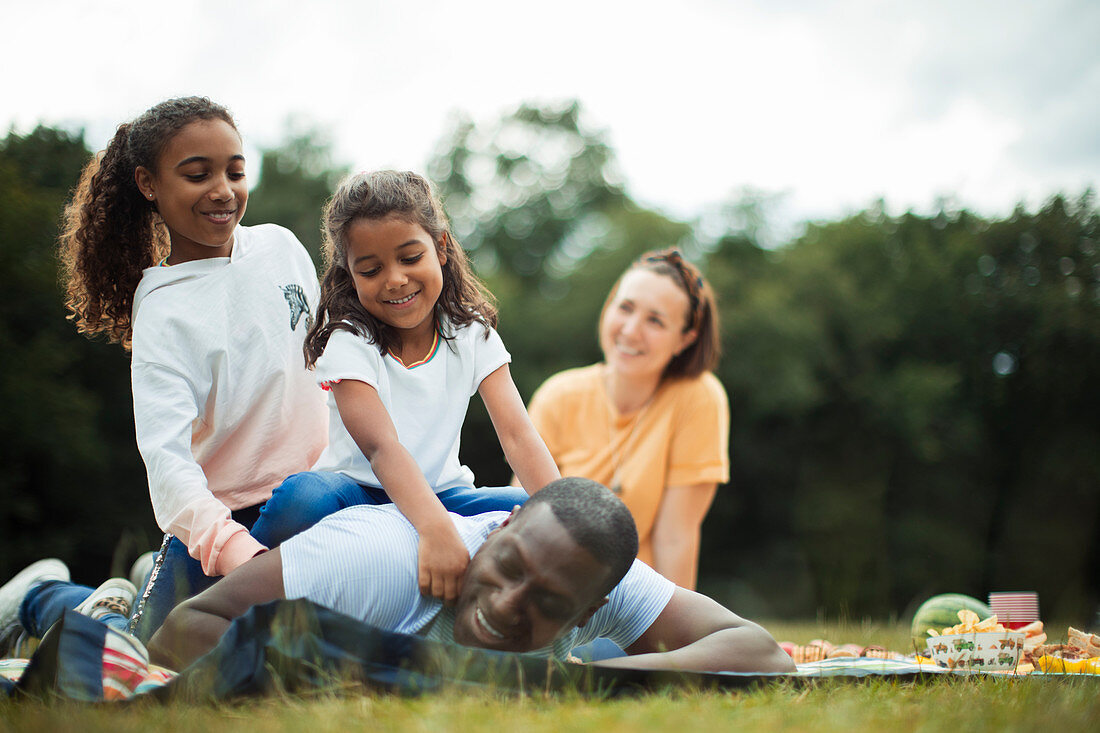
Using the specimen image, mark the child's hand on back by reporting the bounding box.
[417,523,470,605]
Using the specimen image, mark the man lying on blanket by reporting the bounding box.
[149,477,794,674]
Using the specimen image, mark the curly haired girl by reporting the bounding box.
[7,97,348,643]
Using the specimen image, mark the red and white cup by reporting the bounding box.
[988,591,1039,630]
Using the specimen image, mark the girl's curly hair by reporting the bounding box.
[304,170,497,366]
[58,96,237,348]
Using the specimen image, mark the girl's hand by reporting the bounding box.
[417,523,470,605]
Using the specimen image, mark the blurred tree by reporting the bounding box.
[429,102,691,485]
[972,194,1100,617]
[244,120,348,263]
[429,101,627,286]
[700,197,1100,619]
[0,127,151,583]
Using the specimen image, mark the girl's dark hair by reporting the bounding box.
[602,247,721,379]
[304,170,497,365]
[58,96,237,348]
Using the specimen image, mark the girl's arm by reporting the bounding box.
[478,364,561,494]
[133,361,266,577]
[330,379,469,604]
[649,482,718,590]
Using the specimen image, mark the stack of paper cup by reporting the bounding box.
[988,592,1040,630]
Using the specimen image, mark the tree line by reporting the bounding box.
[1,101,1096,620]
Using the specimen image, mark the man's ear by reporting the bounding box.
[498,504,522,528]
[574,597,609,628]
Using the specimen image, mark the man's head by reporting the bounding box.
[452,477,639,653]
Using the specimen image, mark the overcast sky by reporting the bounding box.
[4,0,1097,234]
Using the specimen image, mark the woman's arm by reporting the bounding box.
[650,482,718,590]
[330,379,468,603]
[478,364,561,494]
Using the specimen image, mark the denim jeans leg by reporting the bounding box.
[436,485,530,516]
[129,537,213,643]
[250,471,383,548]
[20,580,140,637]
[18,580,94,638]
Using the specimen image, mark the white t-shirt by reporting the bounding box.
[311,319,509,491]
[131,224,328,576]
[281,504,676,657]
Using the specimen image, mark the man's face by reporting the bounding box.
[452,504,611,653]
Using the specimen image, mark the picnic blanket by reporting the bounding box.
[2,600,1095,702]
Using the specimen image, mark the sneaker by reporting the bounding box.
[0,559,70,633]
[129,551,157,594]
[75,578,137,623]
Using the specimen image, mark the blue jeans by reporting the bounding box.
[435,484,529,515]
[264,472,529,518]
[19,471,376,642]
[19,472,528,641]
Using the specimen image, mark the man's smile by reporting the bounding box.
[476,607,506,641]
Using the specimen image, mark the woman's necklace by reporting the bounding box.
[606,381,658,496]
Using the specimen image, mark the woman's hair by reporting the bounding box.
[304,170,496,365]
[602,247,721,379]
[58,96,237,348]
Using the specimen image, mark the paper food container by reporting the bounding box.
[925,631,1025,671]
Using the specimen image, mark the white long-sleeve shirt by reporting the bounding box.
[130,224,328,577]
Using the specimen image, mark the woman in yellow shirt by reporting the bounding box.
[527,249,728,590]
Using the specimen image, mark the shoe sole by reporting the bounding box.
[75,578,138,618]
[0,559,70,626]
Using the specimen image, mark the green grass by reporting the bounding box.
[763,617,917,652]
[4,680,1098,732]
[2,622,1097,731]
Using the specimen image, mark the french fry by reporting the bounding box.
[927,610,1007,637]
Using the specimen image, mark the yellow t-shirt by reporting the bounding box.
[527,364,730,566]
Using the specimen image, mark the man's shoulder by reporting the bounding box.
[607,560,676,606]
[313,503,504,552]
[580,560,676,649]
[453,510,507,553]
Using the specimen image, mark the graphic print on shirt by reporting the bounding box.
[280,284,314,331]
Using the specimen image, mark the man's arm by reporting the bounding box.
[600,587,795,673]
[147,547,287,670]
